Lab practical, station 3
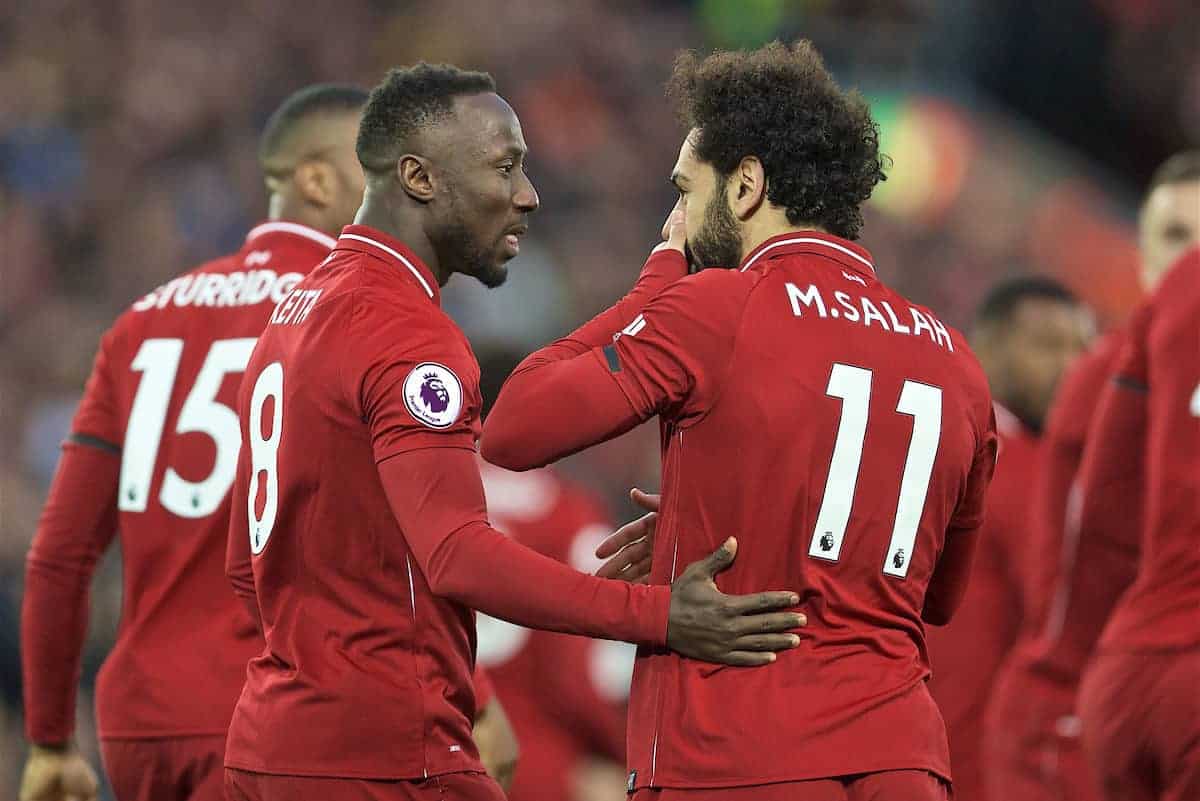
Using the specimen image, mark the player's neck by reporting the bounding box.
[354,196,445,284]
[270,201,342,241]
[739,214,831,263]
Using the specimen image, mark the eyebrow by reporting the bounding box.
[497,143,526,160]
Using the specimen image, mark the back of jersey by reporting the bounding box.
[72,222,335,737]
[615,233,995,788]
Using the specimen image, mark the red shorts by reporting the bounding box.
[631,771,949,801]
[223,768,506,801]
[1078,649,1200,801]
[100,736,226,801]
[984,667,1100,801]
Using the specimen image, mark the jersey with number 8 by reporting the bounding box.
[597,233,997,789]
[63,222,336,738]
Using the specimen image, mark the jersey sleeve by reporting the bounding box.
[480,270,747,471]
[949,405,999,532]
[605,270,749,423]
[71,325,125,447]
[22,442,121,744]
[347,297,483,463]
[378,447,671,646]
[226,423,261,631]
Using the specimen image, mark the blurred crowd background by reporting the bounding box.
[1,0,1196,791]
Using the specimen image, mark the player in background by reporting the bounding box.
[1076,247,1200,800]
[984,150,1200,801]
[222,63,806,801]
[17,84,368,801]
[474,348,646,801]
[482,41,997,801]
[924,277,1091,801]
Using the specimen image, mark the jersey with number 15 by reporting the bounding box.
[60,221,336,738]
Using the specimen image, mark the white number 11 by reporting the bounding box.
[808,363,943,578]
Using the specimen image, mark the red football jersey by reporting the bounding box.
[1022,331,1126,640]
[224,225,670,781]
[601,234,997,788]
[22,221,336,741]
[476,461,633,801]
[980,333,1127,801]
[1097,249,1200,652]
[925,402,1036,800]
[224,226,486,780]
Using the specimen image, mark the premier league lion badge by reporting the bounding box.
[403,362,463,429]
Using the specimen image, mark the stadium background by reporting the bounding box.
[1,0,1196,793]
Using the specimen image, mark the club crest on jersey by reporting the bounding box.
[403,362,463,429]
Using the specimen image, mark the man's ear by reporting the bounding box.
[398,154,436,203]
[294,161,335,208]
[731,156,766,220]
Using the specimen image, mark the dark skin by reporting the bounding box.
[262,110,366,239]
[354,92,536,288]
[355,91,804,665]
[973,297,1093,430]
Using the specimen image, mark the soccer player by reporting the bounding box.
[924,277,1091,801]
[482,41,998,800]
[1076,246,1200,800]
[19,84,368,801]
[984,150,1200,801]
[222,63,806,801]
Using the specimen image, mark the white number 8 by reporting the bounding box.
[248,362,284,555]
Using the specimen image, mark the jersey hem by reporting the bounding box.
[631,759,951,791]
[222,760,486,781]
[99,727,230,740]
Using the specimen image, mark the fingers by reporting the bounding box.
[594,513,655,559]
[713,650,780,667]
[624,554,653,583]
[630,487,661,513]
[724,590,801,615]
[695,537,737,577]
[660,205,684,241]
[595,538,653,579]
[653,207,687,254]
[730,632,802,651]
[731,610,807,636]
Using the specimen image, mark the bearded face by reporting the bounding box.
[687,174,744,271]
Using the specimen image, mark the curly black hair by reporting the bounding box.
[356,63,496,174]
[667,40,887,240]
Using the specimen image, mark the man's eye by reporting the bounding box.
[499,163,515,174]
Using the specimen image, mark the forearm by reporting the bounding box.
[432,519,668,644]
[922,525,979,625]
[22,442,119,744]
[226,467,263,633]
[482,352,642,470]
[379,449,670,646]
[226,537,262,634]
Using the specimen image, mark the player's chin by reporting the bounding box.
[477,259,509,289]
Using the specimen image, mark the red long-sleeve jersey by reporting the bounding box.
[224,225,670,780]
[483,233,997,789]
[22,221,336,743]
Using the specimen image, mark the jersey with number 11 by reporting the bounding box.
[603,233,997,790]
[69,222,336,737]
